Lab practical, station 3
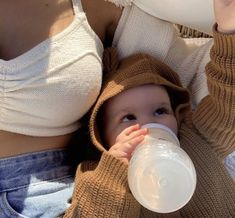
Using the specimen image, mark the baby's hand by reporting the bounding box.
[214,0,235,33]
[108,124,148,164]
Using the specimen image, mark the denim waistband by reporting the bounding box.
[0,149,73,192]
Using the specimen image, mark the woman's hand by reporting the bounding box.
[108,124,148,164]
[214,0,235,33]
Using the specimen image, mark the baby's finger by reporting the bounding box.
[125,135,146,161]
[122,135,145,153]
[128,128,148,140]
[117,126,148,144]
[122,124,140,136]
[108,135,146,163]
[116,124,140,142]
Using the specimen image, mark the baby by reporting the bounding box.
[99,66,180,164]
[65,39,235,217]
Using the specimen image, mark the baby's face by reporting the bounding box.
[102,84,178,147]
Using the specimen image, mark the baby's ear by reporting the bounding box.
[102,47,120,79]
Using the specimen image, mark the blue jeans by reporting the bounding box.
[0,149,74,218]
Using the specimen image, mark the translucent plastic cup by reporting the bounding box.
[128,123,197,213]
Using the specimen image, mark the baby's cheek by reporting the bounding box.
[169,117,178,135]
[160,117,178,135]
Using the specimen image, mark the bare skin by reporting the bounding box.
[0,0,122,157]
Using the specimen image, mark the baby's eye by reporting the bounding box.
[122,114,136,122]
[154,107,169,116]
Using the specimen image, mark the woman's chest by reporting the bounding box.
[0,0,74,61]
[0,15,104,129]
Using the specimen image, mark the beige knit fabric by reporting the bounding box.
[113,5,213,108]
[64,27,235,218]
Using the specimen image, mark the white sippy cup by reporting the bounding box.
[128,123,197,213]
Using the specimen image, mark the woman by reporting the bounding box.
[0,0,213,217]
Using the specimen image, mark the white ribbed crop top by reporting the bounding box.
[0,0,103,136]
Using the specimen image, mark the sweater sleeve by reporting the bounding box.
[193,26,235,158]
[113,5,212,107]
[64,152,141,218]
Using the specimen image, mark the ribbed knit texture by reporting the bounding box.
[0,0,103,136]
[64,28,235,217]
[193,29,235,158]
[65,152,141,218]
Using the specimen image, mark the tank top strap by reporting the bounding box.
[71,0,84,15]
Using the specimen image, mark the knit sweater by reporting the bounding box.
[64,29,235,217]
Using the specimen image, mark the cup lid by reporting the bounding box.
[141,123,180,145]
[128,139,196,213]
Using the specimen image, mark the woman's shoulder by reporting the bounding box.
[82,0,123,46]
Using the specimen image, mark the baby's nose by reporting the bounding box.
[139,117,157,127]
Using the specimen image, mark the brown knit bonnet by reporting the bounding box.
[90,48,191,152]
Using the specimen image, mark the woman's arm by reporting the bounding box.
[133,0,215,35]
